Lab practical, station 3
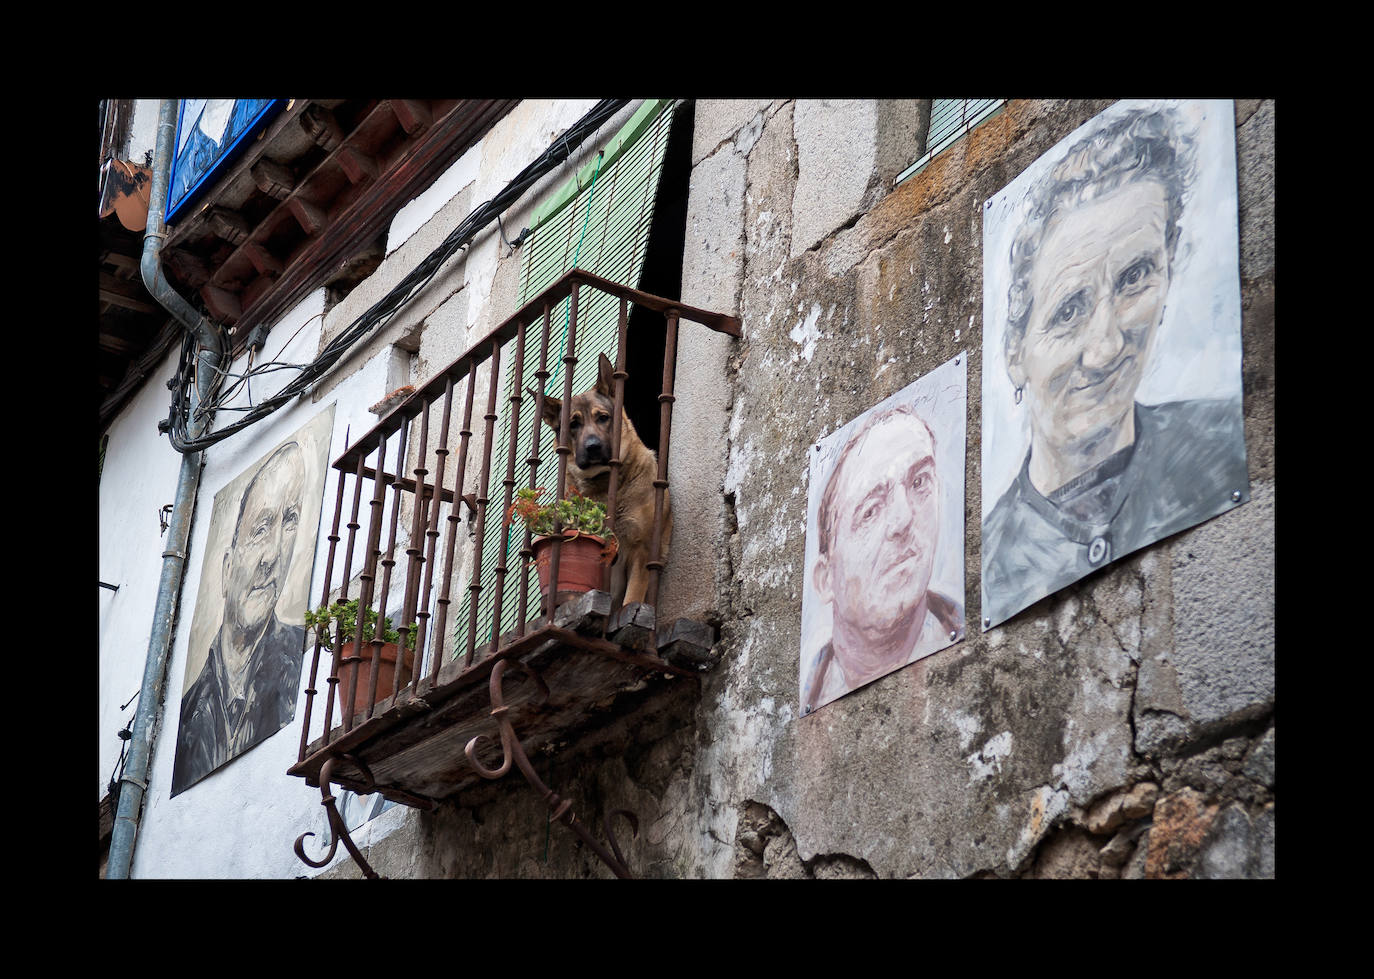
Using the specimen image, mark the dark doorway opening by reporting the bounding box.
[620,100,694,454]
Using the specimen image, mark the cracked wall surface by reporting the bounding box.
[671,98,1274,879]
[331,99,1273,879]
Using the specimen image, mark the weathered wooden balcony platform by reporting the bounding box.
[287,592,716,810]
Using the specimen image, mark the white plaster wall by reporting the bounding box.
[128,291,340,878]
[102,98,652,877]
[99,344,187,800]
[125,288,441,877]
[126,100,160,164]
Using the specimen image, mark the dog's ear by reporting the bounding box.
[532,388,562,430]
[596,352,615,397]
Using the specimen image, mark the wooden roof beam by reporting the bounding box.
[98,271,158,313]
[338,144,378,185]
[251,158,297,200]
[301,105,343,151]
[287,197,329,236]
[207,207,250,247]
[390,100,432,136]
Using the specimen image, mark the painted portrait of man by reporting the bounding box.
[171,409,333,796]
[800,354,966,715]
[980,100,1249,629]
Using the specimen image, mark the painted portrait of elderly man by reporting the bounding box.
[171,408,333,796]
[800,354,966,715]
[980,100,1249,629]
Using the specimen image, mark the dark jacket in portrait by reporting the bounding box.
[171,615,306,796]
[981,398,1247,628]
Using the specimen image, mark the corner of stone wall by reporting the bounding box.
[660,100,758,627]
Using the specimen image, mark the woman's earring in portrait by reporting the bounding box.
[1014,385,1023,406]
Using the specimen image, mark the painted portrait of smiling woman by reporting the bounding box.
[980,100,1249,630]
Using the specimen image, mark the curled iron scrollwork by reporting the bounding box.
[464,658,639,879]
[293,753,382,879]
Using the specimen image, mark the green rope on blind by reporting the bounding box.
[544,148,605,398]
[497,148,607,645]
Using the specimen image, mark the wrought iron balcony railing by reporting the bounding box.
[288,268,739,877]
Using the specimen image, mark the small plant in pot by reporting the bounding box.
[506,487,618,610]
[305,598,417,718]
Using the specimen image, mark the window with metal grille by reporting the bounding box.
[462,98,684,647]
[896,99,1005,185]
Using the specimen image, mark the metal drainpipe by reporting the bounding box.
[107,99,228,879]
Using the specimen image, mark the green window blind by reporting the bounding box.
[896,99,1004,185]
[458,98,677,650]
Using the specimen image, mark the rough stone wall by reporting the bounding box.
[323,98,1273,879]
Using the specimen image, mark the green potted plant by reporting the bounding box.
[506,487,618,609]
[305,598,417,718]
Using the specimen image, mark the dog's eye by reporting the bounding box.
[595,412,611,423]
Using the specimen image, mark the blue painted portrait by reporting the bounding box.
[166,99,281,223]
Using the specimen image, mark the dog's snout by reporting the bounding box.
[576,434,608,469]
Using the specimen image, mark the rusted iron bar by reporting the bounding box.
[518,300,555,635]
[354,466,455,504]
[570,268,740,336]
[366,427,408,714]
[603,809,640,873]
[602,297,630,596]
[490,317,527,648]
[546,282,580,615]
[464,659,636,878]
[322,453,369,747]
[464,340,503,665]
[413,377,455,694]
[396,399,430,698]
[430,368,477,683]
[646,310,679,608]
[332,268,740,475]
[344,436,390,732]
[298,464,349,763]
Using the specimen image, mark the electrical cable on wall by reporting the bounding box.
[106,689,139,800]
[164,99,630,455]
[193,311,327,415]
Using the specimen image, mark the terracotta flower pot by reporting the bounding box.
[531,532,617,612]
[336,641,415,718]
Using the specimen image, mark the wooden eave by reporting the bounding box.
[158,99,518,357]
[99,210,177,430]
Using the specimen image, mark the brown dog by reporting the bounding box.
[534,352,671,611]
